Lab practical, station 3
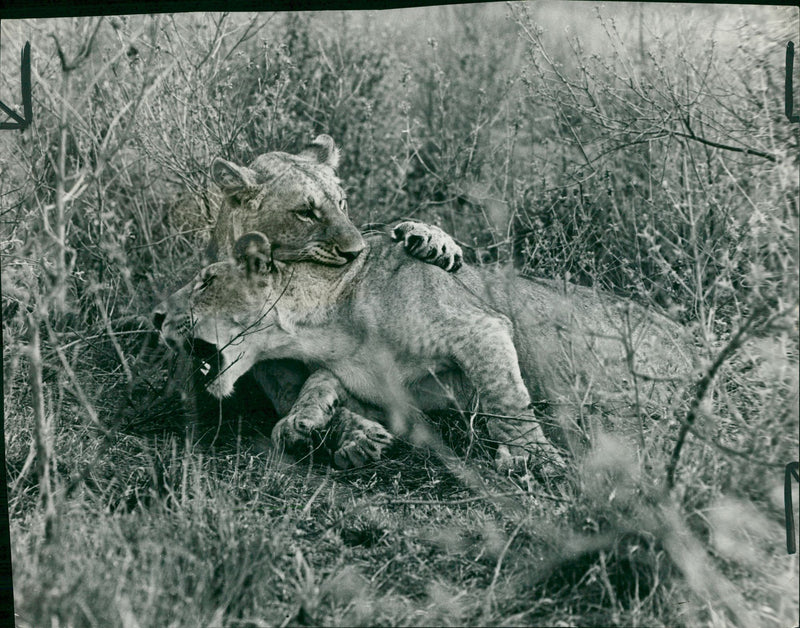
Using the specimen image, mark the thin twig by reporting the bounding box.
[94,292,134,388]
[26,312,57,542]
[380,490,566,507]
[52,18,104,73]
[666,306,771,489]
[484,514,528,617]
[676,116,776,163]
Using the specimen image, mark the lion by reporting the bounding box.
[164,136,464,465]
[154,230,694,474]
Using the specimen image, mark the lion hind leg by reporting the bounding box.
[447,315,566,478]
[446,315,531,410]
[487,408,567,479]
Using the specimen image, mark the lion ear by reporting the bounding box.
[211,158,258,191]
[234,232,273,278]
[299,134,340,170]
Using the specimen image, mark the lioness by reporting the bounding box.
[170,136,463,465]
[155,231,694,473]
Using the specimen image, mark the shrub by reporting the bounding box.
[2,6,797,627]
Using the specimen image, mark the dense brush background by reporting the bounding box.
[1,3,798,626]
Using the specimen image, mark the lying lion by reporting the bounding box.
[155,228,693,474]
[162,136,465,466]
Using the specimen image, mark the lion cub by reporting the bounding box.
[155,231,567,474]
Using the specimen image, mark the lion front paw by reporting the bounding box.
[271,413,319,453]
[332,408,394,469]
[392,221,463,272]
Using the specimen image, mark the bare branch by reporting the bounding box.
[674,124,777,163]
[666,304,788,489]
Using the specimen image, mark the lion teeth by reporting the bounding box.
[200,361,211,376]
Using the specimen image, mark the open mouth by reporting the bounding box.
[188,338,223,385]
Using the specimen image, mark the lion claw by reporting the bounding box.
[332,409,394,469]
[392,221,463,272]
[271,414,316,452]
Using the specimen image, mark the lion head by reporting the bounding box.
[154,232,288,399]
[205,135,365,266]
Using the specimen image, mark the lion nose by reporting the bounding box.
[153,311,166,331]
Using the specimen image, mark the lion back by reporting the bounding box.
[458,266,695,429]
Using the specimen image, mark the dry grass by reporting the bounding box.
[2,5,798,626]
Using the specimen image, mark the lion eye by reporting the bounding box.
[295,208,317,223]
[198,271,215,291]
[338,198,348,214]
[296,199,319,223]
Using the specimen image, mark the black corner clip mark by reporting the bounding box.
[786,461,799,554]
[787,42,800,124]
[0,41,32,132]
